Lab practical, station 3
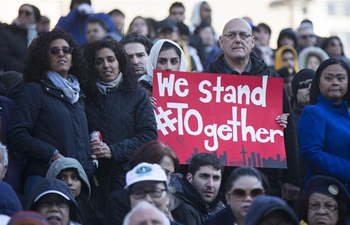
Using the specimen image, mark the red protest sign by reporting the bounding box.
[153,70,286,169]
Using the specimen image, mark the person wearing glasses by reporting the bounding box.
[291,69,315,186]
[124,162,182,225]
[7,28,94,197]
[104,140,190,225]
[321,36,350,66]
[298,58,350,194]
[294,175,350,225]
[0,4,41,72]
[203,17,300,202]
[297,22,317,51]
[203,166,267,225]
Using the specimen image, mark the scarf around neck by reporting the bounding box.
[96,72,123,95]
[46,70,80,104]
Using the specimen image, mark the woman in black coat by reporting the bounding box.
[83,38,157,215]
[7,28,93,197]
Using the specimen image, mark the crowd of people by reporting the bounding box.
[0,0,350,225]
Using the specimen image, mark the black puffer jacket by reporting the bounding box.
[204,52,300,188]
[0,24,28,72]
[86,86,157,212]
[7,79,94,178]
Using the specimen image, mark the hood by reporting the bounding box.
[26,178,82,223]
[46,157,91,197]
[277,28,298,50]
[244,196,299,225]
[298,46,329,70]
[274,45,299,72]
[146,39,188,84]
[0,181,23,216]
[190,1,204,27]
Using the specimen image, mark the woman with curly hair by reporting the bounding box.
[7,28,94,197]
[82,38,157,215]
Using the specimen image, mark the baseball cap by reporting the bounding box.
[125,162,168,189]
[34,190,70,203]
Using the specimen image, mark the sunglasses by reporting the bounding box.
[301,34,315,39]
[19,10,32,16]
[49,46,73,55]
[298,79,312,89]
[229,188,264,200]
[330,42,342,47]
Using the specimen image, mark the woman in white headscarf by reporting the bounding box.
[143,39,188,107]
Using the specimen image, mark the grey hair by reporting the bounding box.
[122,201,170,225]
[0,143,8,166]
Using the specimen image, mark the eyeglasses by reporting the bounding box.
[49,46,73,55]
[330,42,342,47]
[309,203,338,212]
[298,79,312,89]
[222,32,252,40]
[19,10,32,16]
[229,188,264,200]
[301,34,315,39]
[130,188,167,199]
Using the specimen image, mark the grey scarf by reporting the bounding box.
[96,72,123,95]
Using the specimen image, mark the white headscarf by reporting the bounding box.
[190,1,205,28]
[146,39,188,85]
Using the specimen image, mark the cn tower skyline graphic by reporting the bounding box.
[185,144,286,168]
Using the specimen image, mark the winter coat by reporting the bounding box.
[202,207,235,225]
[174,176,226,225]
[299,95,350,193]
[0,24,28,72]
[86,85,157,213]
[0,181,22,216]
[7,79,93,178]
[204,52,300,188]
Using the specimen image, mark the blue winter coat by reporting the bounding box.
[299,95,350,193]
[0,181,22,216]
[7,79,93,178]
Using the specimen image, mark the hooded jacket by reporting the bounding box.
[274,45,299,72]
[46,157,91,197]
[244,196,299,225]
[26,178,83,225]
[298,46,329,70]
[204,52,300,187]
[277,28,299,52]
[0,181,22,216]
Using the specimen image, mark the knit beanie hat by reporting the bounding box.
[291,69,315,101]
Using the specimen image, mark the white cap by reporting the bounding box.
[34,190,70,203]
[125,163,168,189]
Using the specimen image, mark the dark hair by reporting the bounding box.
[310,58,350,106]
[128,16,146,32]
[83,38,137,99]
[23,28,87,84]
[129,140,180,172]
[225,166,269,192]
[160,41,181,60]
[19,4,41,22]
[119,33,154,55]
[321,36,346,57]
[108,9,125,18]
[257,23,271,35]
[87,17,109,32]
[169,2,185,13]
[294,194,349,225]
[188,153,224,176]
[193,22,212,35]
[282,48,294,56]
[69,0,91,10]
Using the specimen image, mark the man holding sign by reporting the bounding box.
[204,18,300,201]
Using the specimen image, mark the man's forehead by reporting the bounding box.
[196,165,221,175]
[223,19,251,34]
